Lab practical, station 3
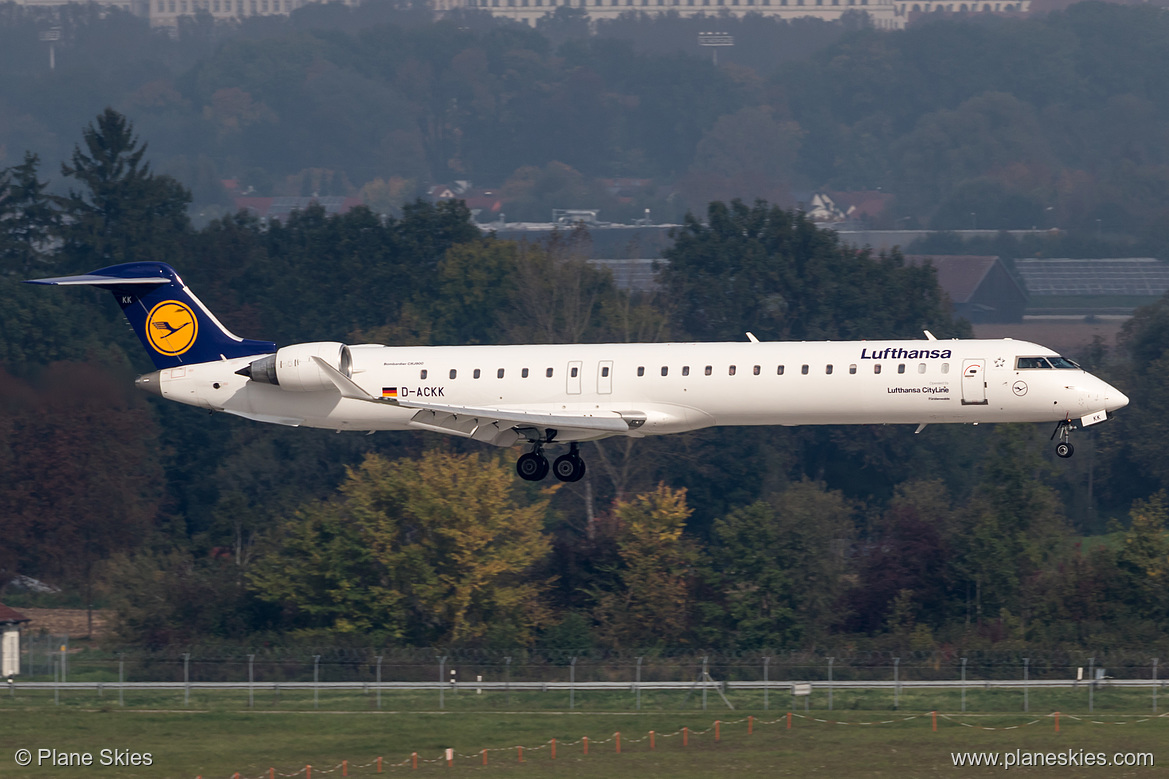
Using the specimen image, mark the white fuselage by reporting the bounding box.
[147,338,1128,443]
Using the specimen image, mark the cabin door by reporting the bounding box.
[961,359,988,405]
[597,361,613,394]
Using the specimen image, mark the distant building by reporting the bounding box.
[0,604,30,678]
[438,0,906,30]
[10,0,361,28]
[234,195,364,219]
[904,255,1027,323]
[1015,257,1169,315]
[591,254,1026,322]
[899,0,1028,15]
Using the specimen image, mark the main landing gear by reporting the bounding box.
[516,442,586,482]
[1052,418,1076,459]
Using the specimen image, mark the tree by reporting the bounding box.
[660,200,963,343]
[0,362,163,630]
[0,152,58,276]
[591,484,697,648]
[248,450,553,646]
[57,108,192,267]
[700,480,855,649]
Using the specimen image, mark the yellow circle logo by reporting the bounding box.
[146,300,198,356]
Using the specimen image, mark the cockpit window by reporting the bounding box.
[1016,357,1053,369]
[1049,356,1080,369]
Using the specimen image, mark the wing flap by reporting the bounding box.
[398,398,631,434]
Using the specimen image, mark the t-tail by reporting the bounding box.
[26,261,276,369]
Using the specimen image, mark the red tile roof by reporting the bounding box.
[0,603,30,624]
[904,255,1001,304]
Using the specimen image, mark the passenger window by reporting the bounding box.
[777,365,785,375]
[874,364,882,374]
[849,364,857,374]
[801,365,809,375]
[682,366,690,376]
[637,366,645,377]
[497,368,505,378]
[546,368,553,377]
[420,369,427,380]
[601,366,609,377]
[705,366,713,376]
[474,369,481,379]
[941,364,949,374]
[898,364,906,374]
[753,365,761,375]
[826,364,833,375]
[918,363,926,374]
[729,365,736,376]
[661,366,669,376]
[571,367,579,378]
[450,369,457,379]
[522,368,529,378]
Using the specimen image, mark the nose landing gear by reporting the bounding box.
[1052,418,1075,459]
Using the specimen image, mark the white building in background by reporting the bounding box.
[437,0,905,29]
[9,0,361,27]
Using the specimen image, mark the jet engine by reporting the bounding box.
[237,342,352,392]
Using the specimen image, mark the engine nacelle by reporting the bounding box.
[238,342,352,392]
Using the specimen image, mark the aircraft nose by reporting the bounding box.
[1098,378,1128,413]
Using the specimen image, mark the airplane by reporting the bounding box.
[28,261,1129,482]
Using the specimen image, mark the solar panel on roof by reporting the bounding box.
[1016,259,1169,296]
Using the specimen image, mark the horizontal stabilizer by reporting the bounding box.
[26,273,170,287]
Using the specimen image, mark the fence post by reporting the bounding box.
[438,656,446,710]
[504,656,511,707]
[551,738,556,759]
[961,657,967,713]
[583,736,588,755]
[1153,658,1158,714]
[702,656,709,712]
[893,657,900,710]
[118,653,124,708]
[248,654,255,709]
[763,656,771,711]
[650,730,655,750]
[635,655,645,711]
[615,732,621,753]
[570,657,577,710]
[1088,656,1095,714]
[1023,658,1029,713]
[828,657,834,711]
[183,652,190,707]
[715,720,720,742]
[376,655,382,710]
[313,655,321,710]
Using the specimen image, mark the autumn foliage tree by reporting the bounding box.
[248,450,553,647]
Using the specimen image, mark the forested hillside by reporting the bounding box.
[1,1,1168,250]
[2,105,1168,655]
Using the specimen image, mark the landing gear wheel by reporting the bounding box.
[553,454,586,482]
[1051,418,1077,459]
[517,452,550,481]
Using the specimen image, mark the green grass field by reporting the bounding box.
[1,688,1166,778]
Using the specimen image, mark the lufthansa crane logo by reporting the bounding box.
[146,300,198,356]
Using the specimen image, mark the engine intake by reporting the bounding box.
[237,342,352,392]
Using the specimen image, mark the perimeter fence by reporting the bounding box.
[8,641,1168,714]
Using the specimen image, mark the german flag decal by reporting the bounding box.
[382,387,398,398]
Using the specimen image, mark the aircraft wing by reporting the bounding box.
[310,356,638,444]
